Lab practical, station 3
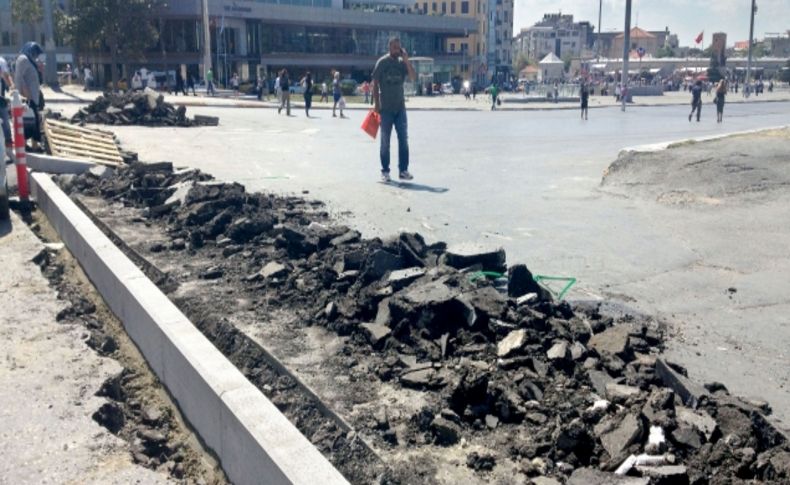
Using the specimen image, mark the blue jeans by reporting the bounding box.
[0,104,11,146]
[379,109,409,174]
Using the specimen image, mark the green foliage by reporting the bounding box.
[656,46,675,58]
[61,0,163,89]
[11,0,43,24]
[752,42,768,58]
[512,52,530,74]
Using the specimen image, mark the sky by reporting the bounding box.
[513,0,789,47]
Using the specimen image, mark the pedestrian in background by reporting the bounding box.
[175,70,186,95]
[206,68,215,96]
[301,71,313,117]
[490,83,499,111]
[553,82,559,103]
[715,78,727,123]
[688,80,703,122]
[131,71,143,91]
[580,82,589,120]
[332,71,343,118]
[187,74,197,96]
[83,65,93,91]
[372,36,416,182]
[362,80,370,104]
[320,81,328,102]
[230,73,240,98]
[274,72,282,105]
[278,69,291,115]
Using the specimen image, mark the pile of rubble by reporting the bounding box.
[71,88,218,127]
[60,162,790,484]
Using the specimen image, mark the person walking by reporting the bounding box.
[580,82,589,120]
[206,68,215,96]
[715,78,727,123]
[320,81,328,102]
[372,36,416,182]
[230,73,240,98]
[83,65,93,91]
[553,82,559,103]
[332,71,343,117]
[187,74,197,96]
[301,71,313,117]
[490,83,499,110]
[14,42,44,150]
[131,71,143,91]
[274,72,282,105]
[688,80,703,122]
[362,80,370,104]
[175,70,186,96]
[278,69,291,115]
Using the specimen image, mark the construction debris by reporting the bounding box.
[71,88,218,127]
[60,162,790,484]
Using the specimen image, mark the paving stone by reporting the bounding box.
[498,329,527,358]
[598,413,643,458]
[360,323,391,349]
[444,243,506,272]
[387,267,426,290]
[568,467,649,485]
[655,359,709,409]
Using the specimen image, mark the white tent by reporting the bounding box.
[538,53,565,81]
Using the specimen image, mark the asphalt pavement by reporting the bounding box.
[50,99,790,426]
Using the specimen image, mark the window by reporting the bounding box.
[450,43,456,52]
[461,42,468,52]
[423,2,427,11]
[451,2,455,13]
[461,1,468,13]
[504,11,507,21]
[432,2,436,11]
[441,2,446,13]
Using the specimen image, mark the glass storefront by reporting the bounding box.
[259,23,445,57]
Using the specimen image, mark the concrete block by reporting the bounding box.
[27,153,96,174]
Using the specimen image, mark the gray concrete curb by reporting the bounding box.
[27,153,96,174]
[29,172,349,485]
[620,124,790,154]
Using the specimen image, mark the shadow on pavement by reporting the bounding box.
[383,181,449,193]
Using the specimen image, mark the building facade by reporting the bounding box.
[513,13,594,64]
[414,0,511,84]
[599,27,671,59]
[0,0,75,69]
[2,0,476,88]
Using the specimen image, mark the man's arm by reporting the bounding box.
[372,78,380,112]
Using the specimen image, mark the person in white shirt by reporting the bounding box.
[131,71,143,90]
[83,66,93,91]
[147,71,156,90]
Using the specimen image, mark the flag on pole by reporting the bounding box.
[695,31,704,44]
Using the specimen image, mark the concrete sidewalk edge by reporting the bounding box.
[29,172,350,485]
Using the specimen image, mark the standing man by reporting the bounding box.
[580,82,589,120]
[278,69,291,115]
[206,68,215,96]
[714,78,728,123]
[372,36,416,182]
[15,43,44,149]
[331,71,343,118]
[688,80,702,122]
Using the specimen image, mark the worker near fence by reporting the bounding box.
[0,54,14,156]
[14,42,44,149]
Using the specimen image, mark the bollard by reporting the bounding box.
[10,91,29,201]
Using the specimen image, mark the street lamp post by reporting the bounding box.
[745,0,756,97]
[42,0,58,87]
[201,0,212,81]
[597,0,602,60]
[621,0,632,111]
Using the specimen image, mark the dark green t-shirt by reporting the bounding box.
[372,54,408,113]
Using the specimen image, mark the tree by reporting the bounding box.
[512,52,530,75]
[61,0,162,90]
[11,0,43,24]
[752,42,768,58]
[655,46,675,58]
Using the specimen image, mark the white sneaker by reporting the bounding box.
[398,171,414,181]
[381,171,391,182]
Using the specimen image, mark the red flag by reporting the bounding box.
[695,31,704,44]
